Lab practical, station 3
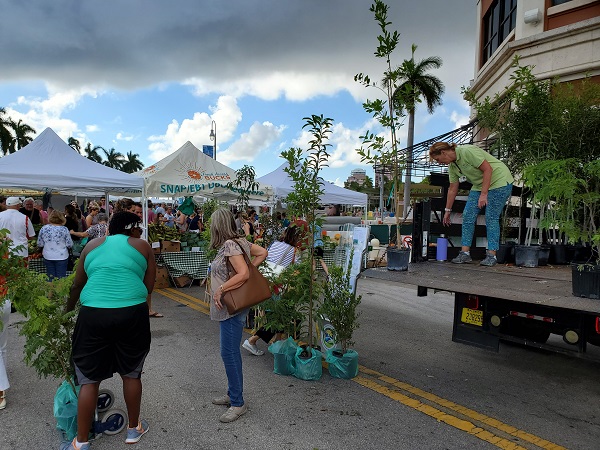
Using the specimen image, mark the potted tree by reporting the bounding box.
[260,114,333,381]
[317,258,362,379]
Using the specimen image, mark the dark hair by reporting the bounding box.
[109,211,142,235]
[114,198,135,213]
[64,203,77,219]
[281,226,300,246]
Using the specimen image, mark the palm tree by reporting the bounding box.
[84,143,104,163]
[121,151,144,173]
[102,147,125,169]
[393,44,444,217]
[10,119,36,151]
[68,137,81,153]
[0,107,12,155]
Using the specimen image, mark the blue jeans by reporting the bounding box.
[461,183,513,251]
[220,311,247,407]
[44,258,68,280]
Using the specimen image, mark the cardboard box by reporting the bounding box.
[173,275,192,288]
[161,240,181,253]
[151,241,161,254]
[155,266,170,289]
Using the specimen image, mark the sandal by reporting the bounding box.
[149,311,164,318]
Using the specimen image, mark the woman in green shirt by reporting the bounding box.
[429,142,513,267]
[64,211,156,449]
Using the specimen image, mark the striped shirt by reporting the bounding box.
[267,241,295,267]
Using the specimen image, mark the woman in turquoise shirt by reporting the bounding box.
[64,211,156,450]
[429,142,513,267]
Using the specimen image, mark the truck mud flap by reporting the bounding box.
[452,292,499,352]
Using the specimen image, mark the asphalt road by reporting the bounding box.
[1,277,599,449]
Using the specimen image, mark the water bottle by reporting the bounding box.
[436,234,448,261]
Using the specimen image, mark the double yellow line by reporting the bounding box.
[156,287,566,450]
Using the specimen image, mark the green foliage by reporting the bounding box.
[199,198,224,259]
[465,58,600,257]
[227,164,260,213]
[280,114,332,347]
[524,159,600,264]
[257,211,283,252]
[259,258,321,341]
[0,234,78,391]
[318,259,362,354]
[354,0,403,171]
[18,273,78,392]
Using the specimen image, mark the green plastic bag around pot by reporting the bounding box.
[268,336,298,376]
[293,346,322,381]
[325,349,359,379]
[54,380,80,441]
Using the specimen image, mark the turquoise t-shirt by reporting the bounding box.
[448,144,513,191]
[80,234,148,308]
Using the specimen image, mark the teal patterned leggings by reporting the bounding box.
[461,183,512,251]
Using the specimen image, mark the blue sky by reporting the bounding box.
[0,0,475,186]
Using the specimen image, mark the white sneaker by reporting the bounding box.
[242,339,264,356]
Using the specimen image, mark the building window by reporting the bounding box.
[482,0,518,65]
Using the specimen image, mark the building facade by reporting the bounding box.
[471,0,600,108]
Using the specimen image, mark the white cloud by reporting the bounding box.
[86,124,99,132]
[147,95,244,163]
[218,121,285,166]
[116,132,134,141]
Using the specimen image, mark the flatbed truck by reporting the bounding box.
[360,262,600,360]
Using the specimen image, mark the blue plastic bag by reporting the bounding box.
[326,349,359,379]
[268,336,298,376]
[293,346,322,381]
[54,380,80,441]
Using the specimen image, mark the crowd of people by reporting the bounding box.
[0,194,340,448]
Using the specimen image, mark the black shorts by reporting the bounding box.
[313,246,324,259]
[72,302,151,385]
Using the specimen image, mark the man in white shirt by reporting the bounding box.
[0,197,36,258]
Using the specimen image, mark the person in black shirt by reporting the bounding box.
[19,197,42,224]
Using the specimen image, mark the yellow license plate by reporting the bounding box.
[461,308,483,326]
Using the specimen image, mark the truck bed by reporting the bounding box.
[361,262,600,314]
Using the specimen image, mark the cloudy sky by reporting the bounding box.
[0,0,476,185]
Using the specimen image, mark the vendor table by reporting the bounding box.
[27,258,75,277]
[157,251,209,282]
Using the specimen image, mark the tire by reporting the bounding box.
[100,408,128,435]
[97,389,115,413]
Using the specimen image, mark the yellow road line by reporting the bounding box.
[155,288,210,314]
[356,366,565,450]
[155,288,566,450]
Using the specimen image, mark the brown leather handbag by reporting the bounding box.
[222,240,272,315]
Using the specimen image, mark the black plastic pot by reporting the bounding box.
[497,242,515,264]
[571,264,600,299]
[387,247,411,271]
[566,244,593,264]
[549,244,567,265]
[538,244,551,266]
[515,245,540,268]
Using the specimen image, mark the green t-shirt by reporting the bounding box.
[448,144,513,191]
[80,234,148,308]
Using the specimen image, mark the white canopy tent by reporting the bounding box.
[256,162,368,207]
[0,127,144,195]
[137,141,272,202]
